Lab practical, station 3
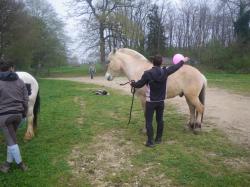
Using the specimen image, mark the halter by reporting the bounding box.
[120,81,136,125]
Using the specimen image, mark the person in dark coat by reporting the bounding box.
[0,59,29,173]
[130,55,187,147]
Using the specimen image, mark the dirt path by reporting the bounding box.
[53,76,250,148]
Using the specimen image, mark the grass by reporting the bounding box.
[37,63,105,77]
[204,72,250,95]
[0,79,249,186]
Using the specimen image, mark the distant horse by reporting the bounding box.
[105,48,207,131]
[17,72,40,140]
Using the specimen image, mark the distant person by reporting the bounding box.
[130,54,188,147]
[0,59,29,173]
[89,64,96,79]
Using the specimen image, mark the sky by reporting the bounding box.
[47,0,72,32]
[47,0,83,62]
[47,0,66,15]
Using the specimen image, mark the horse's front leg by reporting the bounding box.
[24,114,34,140]
[139,95,147,134]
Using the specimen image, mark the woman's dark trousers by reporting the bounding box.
[145,101,164,144]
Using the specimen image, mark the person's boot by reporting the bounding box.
[145,139,155,148]
[0,162,11,173]
[155,137,162,144]
[17,162,28,171]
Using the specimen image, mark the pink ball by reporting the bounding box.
[173,54,185,64]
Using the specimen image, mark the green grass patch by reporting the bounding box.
[0,80,249,186]
[204,72,250,95]
[37,63,105,77]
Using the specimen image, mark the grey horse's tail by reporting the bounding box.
[33,90,40,129]
[198,79,207,122]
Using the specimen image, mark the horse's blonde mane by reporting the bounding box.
[117,48,148,61]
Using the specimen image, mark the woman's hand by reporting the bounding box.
[183,57,190,62]
[130,80,135,87]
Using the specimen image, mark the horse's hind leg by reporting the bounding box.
[24,110,35,140]
[185,97,196,130]
[188,96,204,130]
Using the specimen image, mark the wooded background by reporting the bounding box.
[1,0,249,73]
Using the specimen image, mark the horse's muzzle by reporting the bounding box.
[105,72,113,81]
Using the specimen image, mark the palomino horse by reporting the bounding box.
[105,48,207,130]
[16,72,40,140]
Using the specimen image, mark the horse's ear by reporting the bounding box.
[112,48,116,54]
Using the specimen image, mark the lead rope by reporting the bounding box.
[120,81,136,125]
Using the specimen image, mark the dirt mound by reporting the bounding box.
[68,130,173,186]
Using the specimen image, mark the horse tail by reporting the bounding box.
[199,76,207,122]
[33,90,40,129]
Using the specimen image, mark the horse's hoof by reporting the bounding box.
[194,123,201,129]
[193,128,201,135]
[187,122,195,130]
[24,136,32,141]
[24,132,34,141]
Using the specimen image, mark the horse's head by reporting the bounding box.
[105,49,122,81]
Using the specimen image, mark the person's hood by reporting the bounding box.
[0,71,19,81]
[149,66,165,82]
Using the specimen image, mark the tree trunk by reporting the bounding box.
[99,23,105,64]
[107,28,112,52]
[0,32,3,57]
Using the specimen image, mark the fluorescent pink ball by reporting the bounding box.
[173,54,185,64]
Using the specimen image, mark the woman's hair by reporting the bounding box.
[151,55,162,66]
[0,59,13,72]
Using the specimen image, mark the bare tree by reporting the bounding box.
[70,0,131,64]
[68,0,248,68]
